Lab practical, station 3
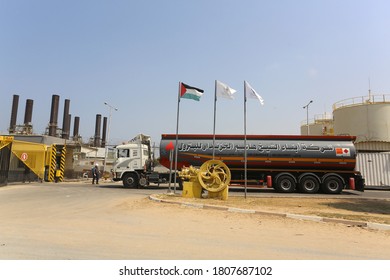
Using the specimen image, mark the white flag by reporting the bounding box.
[216,80,236,99]
[245,81,264,105]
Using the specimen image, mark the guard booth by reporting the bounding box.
[0,136,66,185]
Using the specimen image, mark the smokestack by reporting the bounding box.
[94,114,102,147]
[73,116,80,140]
[9,94,19,134]
[24,99,33,125]
[49,94,60,137]
[67,113,71,140]
[61,99,70,139]
[101,117,107,148]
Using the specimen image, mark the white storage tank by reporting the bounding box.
[333,94,390,143]
[300,113,334,136]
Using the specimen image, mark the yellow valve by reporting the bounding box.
[179,160,231,200]
[198,160,231,193]
[178,165,199,182]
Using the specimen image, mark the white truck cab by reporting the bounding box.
[112,134,152,188]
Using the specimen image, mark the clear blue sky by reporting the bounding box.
[1,0,390,145]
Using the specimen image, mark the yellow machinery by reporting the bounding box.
[179,160,231,200]
[0,136,66,183]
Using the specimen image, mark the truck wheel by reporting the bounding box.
[123,173,139,188]
[299,175,320,193]
[322,176,343,194]
[275,174,296,193]
[139,177,148,188]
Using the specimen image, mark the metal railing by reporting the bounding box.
[300,112,333,126]
[333,94,390,111]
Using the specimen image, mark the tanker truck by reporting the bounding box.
[112,133,364,194]
[159,134,365,194]
[112,134,172,188]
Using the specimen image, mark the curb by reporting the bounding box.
[149,194,390,231]
[365,186,390,191]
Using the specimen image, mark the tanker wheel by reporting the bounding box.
[123,173,139,188]
[322,176,343,194]
[198,160,231,193]
[275,174,296,193]
[299,175,320,193]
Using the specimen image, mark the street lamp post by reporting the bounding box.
[303,100,313,135]
[103,102,118,174]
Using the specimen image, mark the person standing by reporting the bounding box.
[23,165,31,183]
[92,163,100,184]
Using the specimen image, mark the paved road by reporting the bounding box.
[0,182,389,260]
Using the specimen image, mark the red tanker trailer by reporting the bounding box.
[159,134,365,194]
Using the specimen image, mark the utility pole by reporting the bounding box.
[103,102,118,174]
[303,100,313,135]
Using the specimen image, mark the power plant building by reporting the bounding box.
[1,94,112,185]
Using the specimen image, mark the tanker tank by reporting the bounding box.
[160,134,357,171]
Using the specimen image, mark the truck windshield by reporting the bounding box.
[117,149,130,158]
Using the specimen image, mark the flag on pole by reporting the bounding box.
[245,81,264,105]
[216,80,236,100]
[243,80,264,198]
[180,82,204,101]
[212,80,236,158]
[174,82,204,193]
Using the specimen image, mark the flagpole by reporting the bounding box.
[213,80,217,159]
[244,81,248,199]
[174,81,181,193]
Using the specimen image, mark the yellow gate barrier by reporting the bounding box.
[47,144,57,182]
[11,140,47,180]
[0,137,67,183]
[58,145,66,182]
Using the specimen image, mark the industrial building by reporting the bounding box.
[0,94,113,186]
[301,93,390,187]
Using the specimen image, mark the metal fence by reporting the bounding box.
[356,153,390,186]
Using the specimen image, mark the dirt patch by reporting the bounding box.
[154,194,390,225]
[114,197,154,211]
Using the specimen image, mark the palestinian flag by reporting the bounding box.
[180,82,204,101]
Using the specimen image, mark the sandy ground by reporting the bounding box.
[0,183,389,260]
